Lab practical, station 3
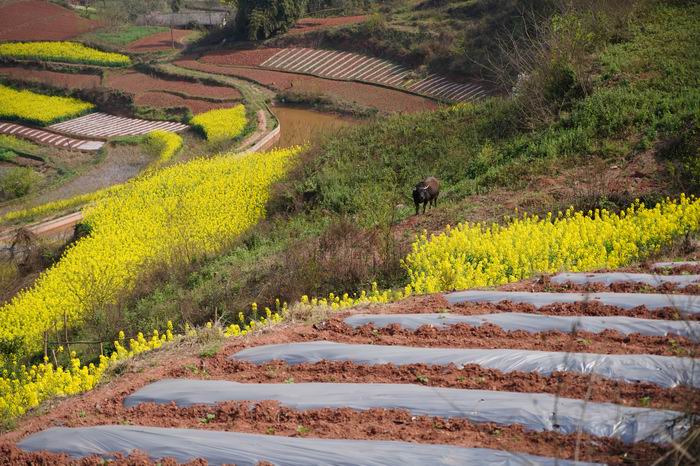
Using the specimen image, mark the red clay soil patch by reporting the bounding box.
[0,445,201,466]
[308,318,698,356]
[200,48,283,67]
[175,59,438,113]
[104,71,241,100]
[196,357,699,413]
[134,92,233,114]
[0,0,100,40]
[0,66,100,89]
[16,402,666,466]
[289,15,368,34]
[500,276,700,295]
[126,29,193,52]
[369,292,698,321]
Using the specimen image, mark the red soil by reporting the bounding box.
[308,319,697,356]
[134,92,233,114]
[0,66,100,89]
[200,48,283,67]
[0,0,100,40]
[289,15,368,34]
[1,403,666,466]
[104,71,241,100]
[366,291,697,321]
[175,59,438,113]
[126,29,193,52]
[501,275,700,295]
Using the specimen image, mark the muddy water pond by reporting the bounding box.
[272,106,360,148]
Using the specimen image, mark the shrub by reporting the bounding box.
[190,105,247,143]
[0,84,94,126]
[0,167,41,201]
[0,41,131,67]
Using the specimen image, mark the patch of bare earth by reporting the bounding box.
[501,275,700,295]
[126,29,192,52]
[174,59,438,113]
[0,0,100,40]
[0,66,100,89]
[200,48,284,67]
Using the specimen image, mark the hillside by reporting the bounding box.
[0,0,699,464]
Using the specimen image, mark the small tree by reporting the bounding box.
[226,0,308,40]
[170,0,183,49]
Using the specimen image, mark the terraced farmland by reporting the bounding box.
[259,47,487,102]
[0,122,103,151]
[48,112,189,139]
[7,262,699,464]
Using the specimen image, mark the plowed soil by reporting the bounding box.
[2,313,695,465]
[134,92,233,114]
[104,71,241,100]
[2,402,666,466]
[308,319,697,356]
[501,275,700,295]
[0,0,100,40]
[200,48,283,67]
[366,292,698,321]
[0,445,201,466]
[0,66,100,89]
[174,59,438,113]
[289,15,368,34]
[126,29,192,52]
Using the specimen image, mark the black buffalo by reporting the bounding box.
[412,177,440,215]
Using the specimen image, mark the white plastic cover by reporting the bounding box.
[551,272,700,286]
[18,425,603,466]
[231,341,700,388]
[444,290,700,314]
[124,379,688,444]
[343,312,700,341]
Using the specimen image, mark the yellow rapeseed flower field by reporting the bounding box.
[0,84,94,126]
[404,195,700,293]
[190,105,247,142]
[0,146,301,367]
[143,130,183,168]
[0,41,131,67]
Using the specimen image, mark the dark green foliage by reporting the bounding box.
[235,0,308,40]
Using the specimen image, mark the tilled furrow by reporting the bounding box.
[179,359,699,412]
[310,319,698,355]
[67,402,667,466]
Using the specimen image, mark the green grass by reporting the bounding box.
[84,25,168,46]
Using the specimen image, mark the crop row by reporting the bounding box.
[404,195,700,293]
[190,105,247,143]
[0,41,130,67]
[143,130,183,168]
[0,84,94,126]
[0,146,301,367]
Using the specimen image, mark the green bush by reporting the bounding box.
[0,167,41,201]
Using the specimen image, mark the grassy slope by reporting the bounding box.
[68,2,700,346]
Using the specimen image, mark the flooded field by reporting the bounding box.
[272,106,360,148]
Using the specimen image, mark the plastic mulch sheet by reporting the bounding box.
[18,425,604,466]
[124,379,688,444]
[343,312,700,341]
[444,290,700,314]
[231,341,700,388]
[551,272,700,286]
